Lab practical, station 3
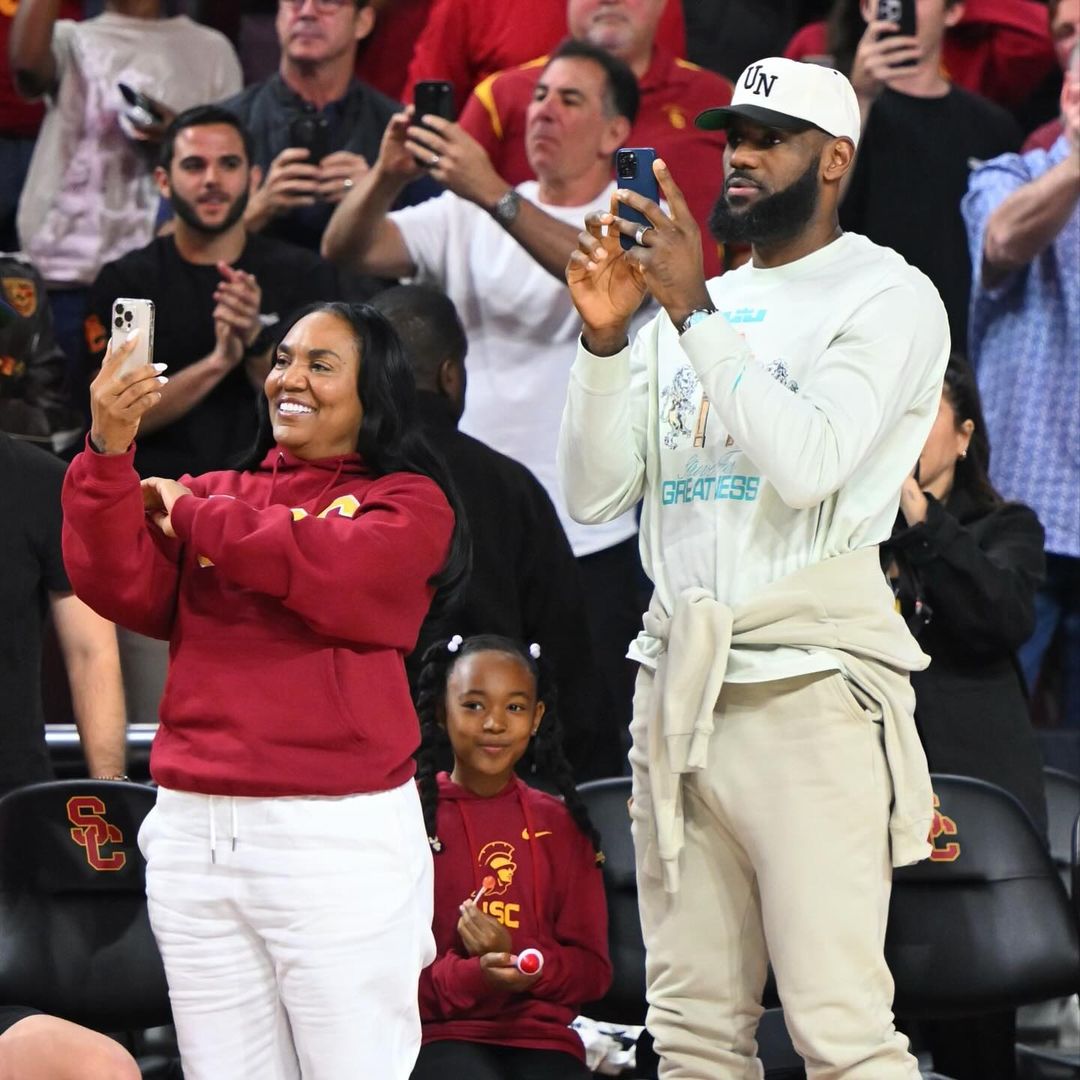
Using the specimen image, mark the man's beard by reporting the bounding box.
[708,158,820,247]
[170,186,249,236]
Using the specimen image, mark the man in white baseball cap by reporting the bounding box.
[558,56,949,1077]
[696,54,862,146]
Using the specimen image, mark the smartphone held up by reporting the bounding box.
[616,147,659,252]
[876,0,917,66]
[111,298,156,377]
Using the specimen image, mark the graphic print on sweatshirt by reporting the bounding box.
[476,838,522,928]
[657,307,804,511]
[196,494,362,567]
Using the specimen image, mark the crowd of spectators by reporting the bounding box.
[0,0,1076,1074]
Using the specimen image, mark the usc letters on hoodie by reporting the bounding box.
[61,443,454,796]
[420,772,611,1062]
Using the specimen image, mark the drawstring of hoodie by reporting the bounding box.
[207,795,239,864]
[265,451,347,512]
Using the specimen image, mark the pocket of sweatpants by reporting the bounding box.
[825,671,883,726]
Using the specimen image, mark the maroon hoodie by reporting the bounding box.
[61,441,453,796]
[420,772,611,1061]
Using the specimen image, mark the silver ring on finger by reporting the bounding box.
[342,177,354,190]
[430,153,440,167]
[635,224,654,246]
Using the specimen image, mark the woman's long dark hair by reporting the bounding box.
[942,354,1002,511]
[236,301,470,610]
[414,635,604,865]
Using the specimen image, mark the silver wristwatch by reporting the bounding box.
[678,306,716,335]
[491,188,522,228]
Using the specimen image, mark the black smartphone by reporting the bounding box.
[288,110,331,164]
[413,80,455,126]
[876,0,917,66]
[118,81,164,127]
[616,148,659,252]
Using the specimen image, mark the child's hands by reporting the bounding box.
[479,952,542,993]
[457,899,512,957]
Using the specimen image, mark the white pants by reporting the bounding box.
[630,668,920,1079]
[138,783,435,1080]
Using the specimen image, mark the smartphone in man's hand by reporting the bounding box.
[616,148,659,252]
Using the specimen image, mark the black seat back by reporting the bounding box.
[1044,766,1080,893]
[886,774,1080,1017]
[576,777,647,1024]
[0,780,170,1030]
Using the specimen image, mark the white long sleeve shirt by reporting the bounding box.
[557,231,950,683]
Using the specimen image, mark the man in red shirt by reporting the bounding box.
[458,0,733,276]
[403,0,684,118]
[1024,0,1079,151]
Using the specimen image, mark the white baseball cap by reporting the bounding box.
[696,57,862,148]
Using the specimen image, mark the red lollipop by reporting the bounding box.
[516,948,544,975]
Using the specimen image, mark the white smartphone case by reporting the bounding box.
[111,297,156,375]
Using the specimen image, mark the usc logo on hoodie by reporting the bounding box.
[477,840,520,928]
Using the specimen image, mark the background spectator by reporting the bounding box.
[840,0,1023,352]
[962,45,1080,730]
[324,41,644,777]
[84,106,340,482]
[882,356,1047,1079]
[459,0,734,277]
[10,0,242,373]
[402,0,684,114]
[0,255,82,451]
[0,429,126,799]
[370,284,604,779]
[0,0,81,253]
[0,1008,140,1080]
[1024,0,1079,151]
[785,0,1059,124]
[223,0,435,258]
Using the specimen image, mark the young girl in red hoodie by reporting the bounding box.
[411,634,612,1080]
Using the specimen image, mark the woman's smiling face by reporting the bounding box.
[265,310,364,460]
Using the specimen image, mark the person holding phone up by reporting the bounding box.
[223,0,436,253]
[61,300,469,1079]
[558,56,950,1077]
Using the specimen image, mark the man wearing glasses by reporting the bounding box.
[223,0,435,257]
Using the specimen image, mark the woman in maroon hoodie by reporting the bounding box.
[411,634,612,1080]
[61,303,468,1080]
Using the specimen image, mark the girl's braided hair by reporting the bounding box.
[414,634,604,865]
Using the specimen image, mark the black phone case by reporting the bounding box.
[877,0,917,40]
[288,112,331,164]
[414,81,455,123]
[617,148,659,252]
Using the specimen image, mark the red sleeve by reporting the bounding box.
[402,0,475,116]
[418,952,514,1020]
[167,472,453,647]
[945,0,1056,109]
[60,442,182,640]
[783,21,829,61]
[529,829,612,1008]
[458,80,503,158]
[655,0,686,58]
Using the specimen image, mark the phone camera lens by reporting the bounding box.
[124,311,133,323]
[114,317,123,328]
[617,152,636,180]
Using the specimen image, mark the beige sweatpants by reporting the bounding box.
[629,667,920,1080]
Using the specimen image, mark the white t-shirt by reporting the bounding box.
[559,231,950,681]
[391,180,638,558]
[18,14,242,287]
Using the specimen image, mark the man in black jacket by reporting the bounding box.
[372,284,615,780]
[222,0,435,254]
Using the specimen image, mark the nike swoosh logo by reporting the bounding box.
[521,829,552,839]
